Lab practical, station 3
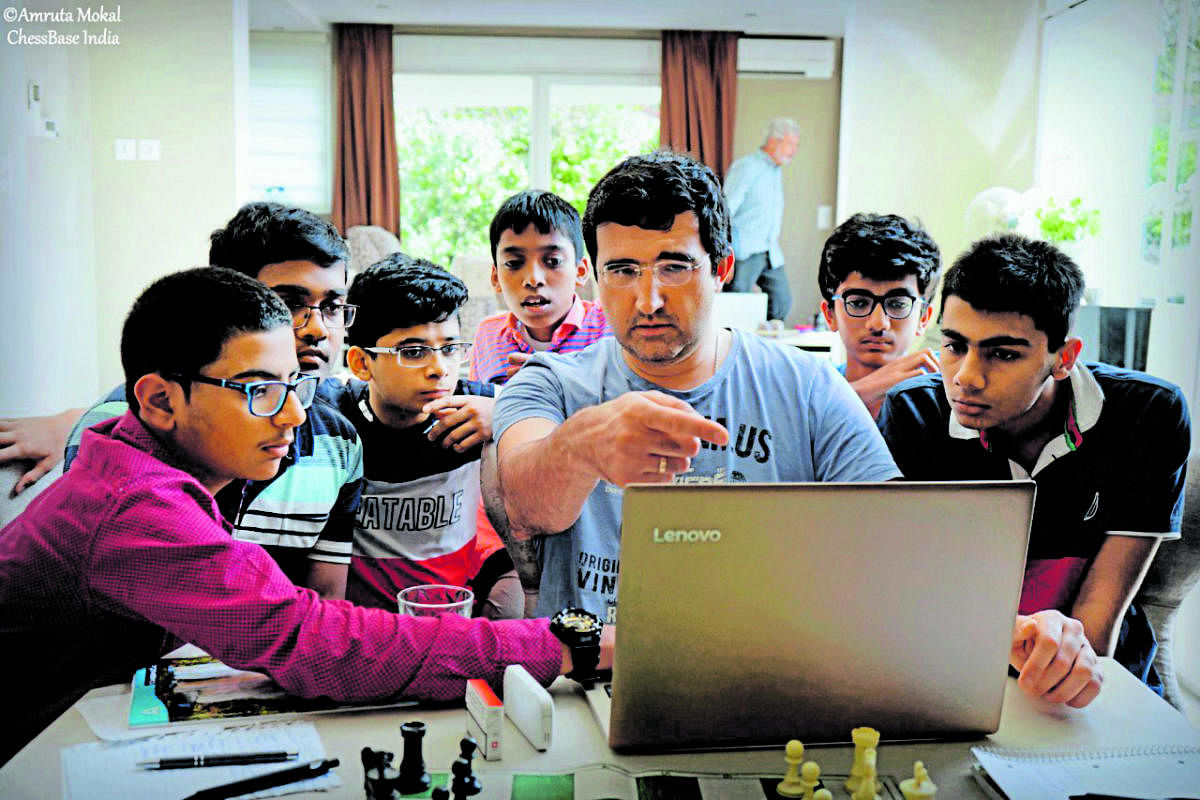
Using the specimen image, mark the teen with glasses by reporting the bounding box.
[334,255,522,618]
[4,203,365,599]
[818,213,943,418]
[0,268,611,765]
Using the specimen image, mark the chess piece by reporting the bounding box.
[851,748,881,800]
[431,788,450,800]
[398,721,431,795]
[450,737,482,799]
[814,791,833,800]
[899,760,938,799]
[799,761,821,800]
[776,739,805,797]
[845,726,881,793]
[361,747,401,800]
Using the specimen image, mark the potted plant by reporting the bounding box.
[1034,196,1101,243]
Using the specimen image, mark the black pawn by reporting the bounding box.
[450,737,481,799]
[431,788,450,800]
[360,747,400,800]
[397,721,431,794]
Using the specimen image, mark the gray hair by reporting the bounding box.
[762,117,800,143]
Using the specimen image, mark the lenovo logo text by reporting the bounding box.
[652,527,722,543]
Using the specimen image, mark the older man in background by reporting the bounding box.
[722,116,801,323]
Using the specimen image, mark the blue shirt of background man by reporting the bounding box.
[494,330,902,620]
[724,149,785,268]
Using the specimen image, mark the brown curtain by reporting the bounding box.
[332,24,400,236]
[659,31,739,181]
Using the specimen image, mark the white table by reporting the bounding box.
[3,658,1196,799]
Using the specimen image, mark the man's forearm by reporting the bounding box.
[499,413,602,535]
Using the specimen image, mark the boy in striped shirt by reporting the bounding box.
[469,190,610,385]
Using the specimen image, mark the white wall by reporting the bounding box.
[88,0,243,389]
[838,0,1041,263]
[1,1,246,412]
[0,20,98,415]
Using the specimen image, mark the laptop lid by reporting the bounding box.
[607,480,1035,752]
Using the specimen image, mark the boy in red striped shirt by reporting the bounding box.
[469,190,610,385]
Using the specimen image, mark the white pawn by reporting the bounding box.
[799,761,821,800]
[776,739,805,798]
[845,726,881,794]
[851,748,881,800]
[814,791,832,800]
[899,760,937,799]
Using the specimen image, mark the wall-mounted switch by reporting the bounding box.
[817,205,833,230]
[137,139,160,161]
[115,139,136,161]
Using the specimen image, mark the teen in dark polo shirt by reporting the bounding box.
[878,234,1190,691]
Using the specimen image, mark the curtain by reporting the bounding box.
[659,31,739,181]
[332,24,400,236]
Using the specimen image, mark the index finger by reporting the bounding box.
[639,401,729,447]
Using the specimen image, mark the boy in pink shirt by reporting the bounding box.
[469,190,610,385]
[0,267,611,764]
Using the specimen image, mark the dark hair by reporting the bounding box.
[582,150,731,273]
[209,202,349,278]
[346,253,468,347]
[818,213,941,301]
[489,190,586,266]
[122,267,291,411]
[941,234,1085,350]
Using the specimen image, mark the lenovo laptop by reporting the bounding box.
[589,480,1035,752]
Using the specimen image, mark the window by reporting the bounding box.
[394,35,660,268]
[247,32,332,213]
[1144,0,1198,261]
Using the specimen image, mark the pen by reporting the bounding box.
[137,751,299,769]
[181,758,339,800]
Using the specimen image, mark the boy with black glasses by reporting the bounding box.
[0,267,600,765]
[818,213,942,418]
[335,255,521,618]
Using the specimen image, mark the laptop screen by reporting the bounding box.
[606,481,1034,751]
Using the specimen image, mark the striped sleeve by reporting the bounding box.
[470,314,521,385]
[64,386,129,471]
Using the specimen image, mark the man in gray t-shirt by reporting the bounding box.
[491,152,1108,710]
[496,332,898,618]
[493,151,900,622]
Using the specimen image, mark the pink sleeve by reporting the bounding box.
[90,475,561,701]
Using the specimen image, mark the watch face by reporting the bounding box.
[553,608,601,634]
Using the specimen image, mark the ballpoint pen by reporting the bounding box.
[137,751,299,769]
[181,757,339,800]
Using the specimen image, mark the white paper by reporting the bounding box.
[61,721,340,800]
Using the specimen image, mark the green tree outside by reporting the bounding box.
[396,103,659,269]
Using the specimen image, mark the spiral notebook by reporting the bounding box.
[971,660,1200,800]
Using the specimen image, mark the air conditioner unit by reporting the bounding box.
[737,38,836,79]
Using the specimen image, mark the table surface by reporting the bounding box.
[3,657,1196,800]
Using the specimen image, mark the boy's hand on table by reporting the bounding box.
[1010,610,1103,708]
[423,395,495,451]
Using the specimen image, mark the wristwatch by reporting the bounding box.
[549,607,603,682]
